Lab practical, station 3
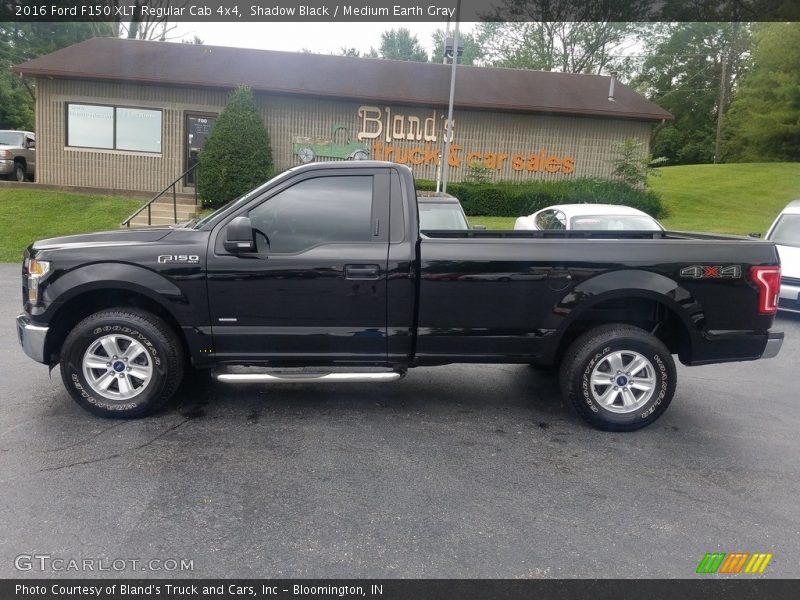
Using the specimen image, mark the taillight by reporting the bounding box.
[751,266,781,315]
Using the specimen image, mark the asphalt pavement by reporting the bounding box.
[1,263,798,578]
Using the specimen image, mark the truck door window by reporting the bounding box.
[248,175,374,254]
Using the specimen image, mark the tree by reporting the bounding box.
[610,138,667,188]
[197,86,273,208]
[378,28,428,62]
[724,23,800,162]
[431,28,484,65]
[108,0,191,40]
[181,36,204,45]
[475,21,643,76]
[338,47,361,57]
[633,22,752,165]
[0,22,113,129]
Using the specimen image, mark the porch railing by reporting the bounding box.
[121,163,199,227]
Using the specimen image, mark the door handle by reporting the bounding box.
[345,264,380,280]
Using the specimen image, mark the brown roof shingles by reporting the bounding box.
[13,37,672,121]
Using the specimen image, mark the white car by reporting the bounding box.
[514,203,663,232]
[766,200,800,314]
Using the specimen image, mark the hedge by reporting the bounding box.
[415,178,665,218]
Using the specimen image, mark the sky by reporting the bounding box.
[170,21,478,56]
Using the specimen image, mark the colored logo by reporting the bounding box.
[696,552,773,574]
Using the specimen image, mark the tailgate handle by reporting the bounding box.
[345,264,380,280]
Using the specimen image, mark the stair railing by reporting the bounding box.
[121,163,199,227]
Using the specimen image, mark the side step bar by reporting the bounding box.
[215,372,404,384]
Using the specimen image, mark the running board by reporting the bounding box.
[215,372,404,384]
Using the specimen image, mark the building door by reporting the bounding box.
[185,114,216,185]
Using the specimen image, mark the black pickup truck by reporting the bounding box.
[17,162,784,431]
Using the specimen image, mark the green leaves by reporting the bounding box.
[379,28,428,62]
[415,178,664,219]
[724,23,800,162]
[196,86,274,208]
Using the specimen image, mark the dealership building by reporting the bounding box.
[14,37,671,195]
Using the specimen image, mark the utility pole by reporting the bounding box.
[440,0,461,194]
[714,55,727,164]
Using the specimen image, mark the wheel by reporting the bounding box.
[13,163,26,182]
[351,150,369,160]
[297,147,314,163]
[559,324,676,432]
[59,308,185,418]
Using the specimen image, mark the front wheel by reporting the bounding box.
[14,163,26,182]
[60,308,185,418]
[559,324,676,431]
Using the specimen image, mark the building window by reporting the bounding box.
[66,103,162,153]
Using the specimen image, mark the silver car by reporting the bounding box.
[0,130,36,182]
[766,200,800,314]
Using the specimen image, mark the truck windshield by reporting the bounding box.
[768,214,800,247]
[419,203,469,230]
[0,132,24,146]
[570,215,662,231]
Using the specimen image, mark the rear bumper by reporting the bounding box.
[685,330,783,365]
[761,331,784,359]
[16,314,49,364]
[778,280,800,314]
[0,159,14,175]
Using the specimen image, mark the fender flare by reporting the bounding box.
[42,262,185,318]
[554,269,703,341]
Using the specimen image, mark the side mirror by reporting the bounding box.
[473,224,487,231]
[748,232,762,239]
[223,216,256,253]
[27,140,35,149]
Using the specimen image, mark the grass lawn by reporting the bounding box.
[0,187,141,263]
[651,162,800,235]
[469,163,800,234]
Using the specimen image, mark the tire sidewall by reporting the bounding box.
[576,335,675,428]
[14,164,26,182]
[62,317,168,417]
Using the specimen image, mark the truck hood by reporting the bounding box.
[32,228,173,252]
[776,244,800,278]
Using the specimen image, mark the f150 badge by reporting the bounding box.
[680,265,741,279]
[158,254,199,264]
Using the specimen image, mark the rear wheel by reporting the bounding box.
[559,324,676,431]
[13,162,26,182]
[60,308,184,418]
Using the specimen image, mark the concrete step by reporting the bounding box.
[123,194,199,227]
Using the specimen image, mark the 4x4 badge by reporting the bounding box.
[680,265,741,279]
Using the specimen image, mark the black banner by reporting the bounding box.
[3,579,800,600]
[1,0,799,22]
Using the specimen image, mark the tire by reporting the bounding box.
[559,324,676,432]
[14,163,26,182]
[59,308,185,418]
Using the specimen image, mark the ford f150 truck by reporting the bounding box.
[16,162,784,431]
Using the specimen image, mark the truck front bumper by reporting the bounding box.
[16,314,49,363]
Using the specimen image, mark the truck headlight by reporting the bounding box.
[25,259,50,304]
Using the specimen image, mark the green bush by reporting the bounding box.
[416,178,665,218]
[197,86,273,208]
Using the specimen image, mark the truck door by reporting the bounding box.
[206,169,391,364]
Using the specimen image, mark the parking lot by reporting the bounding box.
[1,262,798,578]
